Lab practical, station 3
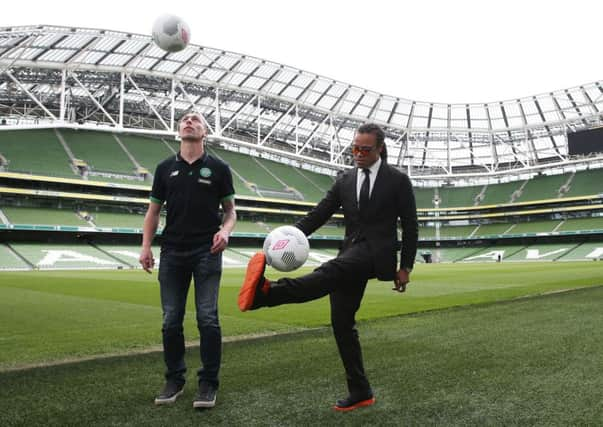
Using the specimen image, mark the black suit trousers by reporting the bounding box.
[265,241,375,395]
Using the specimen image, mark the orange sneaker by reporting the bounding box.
[333,395,376,412]
[238,252,269,311]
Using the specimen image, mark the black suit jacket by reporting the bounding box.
[296,162,418,281]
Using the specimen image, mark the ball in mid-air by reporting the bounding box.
[263,226,310,272]
[152,14,191,53]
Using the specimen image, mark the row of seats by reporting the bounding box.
[2,205,602,238]
[1,241,600,271]
[1,129,602,206]
[0,243,338,270]
[417,242,603,263]
[0,206,345,237]
[419,217,603,239]
[0,129,334,202]
[414,168,603,208]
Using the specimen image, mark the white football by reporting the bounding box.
[263,226,310,272]
[151,14,191,53]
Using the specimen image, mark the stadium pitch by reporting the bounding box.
[0,262,602,424]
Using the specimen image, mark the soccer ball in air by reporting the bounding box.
[151,14,191,53]
[263,226,310,272]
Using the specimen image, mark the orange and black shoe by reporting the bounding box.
[238,252,271,311]
[333,394,376,412]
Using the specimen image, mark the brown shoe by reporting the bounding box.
[238,252,270,311]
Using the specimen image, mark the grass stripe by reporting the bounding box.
[1,286,602,425]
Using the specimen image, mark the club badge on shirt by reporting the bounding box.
[200,168,212,178]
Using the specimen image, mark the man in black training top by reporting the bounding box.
[139,111,236,409]
[238,122,418,411]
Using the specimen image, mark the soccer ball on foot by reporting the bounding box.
[151,14,191,53]
[263,226,310,272]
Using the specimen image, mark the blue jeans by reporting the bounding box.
[158,244,222,388]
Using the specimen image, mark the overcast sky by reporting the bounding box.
[2,0,601,104]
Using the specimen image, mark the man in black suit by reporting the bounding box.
[238,123,418,411]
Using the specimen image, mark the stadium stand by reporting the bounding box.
[480,181,522,205]
[315,224,345,236]
[0,129,74,177]
[418,225,436,239]
[559,242,603,261]
[438,225,478,238]
[231,220,270,234]
[505,244,577,261]
[557,216,603,232]
[2,206,89,227]
[118,134,175,173]
[205,147,260,197]
[253,159,325,202]
[295,169,334,195]
[459,245,526,262]
[425,247,485,263]
[473,223,515,236]
[9,243,129,269]
[438,185,483,207]
[510,220,561,234]
[0,244,31,270]
[209,147,284,191]
[89,211,146,229]
[413,188,434,209]
[1,128,599,207]
[516,173,569,201]
[60,129,137,176]
[565,169,603,197]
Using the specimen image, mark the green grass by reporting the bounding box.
[1,262,602,369]
[1,285,602,425]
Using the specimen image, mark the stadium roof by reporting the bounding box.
[1,25,602,178]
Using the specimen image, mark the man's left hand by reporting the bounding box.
[211,230,229,254]
[393,269,411,293]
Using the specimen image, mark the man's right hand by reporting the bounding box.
[139,247,154,273]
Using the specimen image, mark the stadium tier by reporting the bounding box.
[8,243,130,270]
[565,169,603,197]
[2,129,602,207]
[504,244,575,261]
[117,134,175,172]
[508,220,561,234]
[420,247,485,263]
[231,220,270,234]
[0,129,73,177]
[557,216,603,232]
[473,223,515,237]
[516,173,569,202]
[2,206,89,227]
[438,185,483,208]
[60,129,138,176]
[418,242,603,263]
[413,188,434,209]
[208,147,287,194]
[89,211,146,229]
[437,225,478,238]
[559,242,603,260]
[479,181,522,205]
[0,244,30,270]
[252,159,327,202]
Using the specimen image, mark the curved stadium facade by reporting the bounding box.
[0,25,602,269]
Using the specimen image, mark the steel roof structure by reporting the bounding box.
[1,25,602,180]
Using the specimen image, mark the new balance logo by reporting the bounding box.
[271,239,290,250]
[170,170,179,177]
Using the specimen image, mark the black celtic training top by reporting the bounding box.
[150,152,235,249]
